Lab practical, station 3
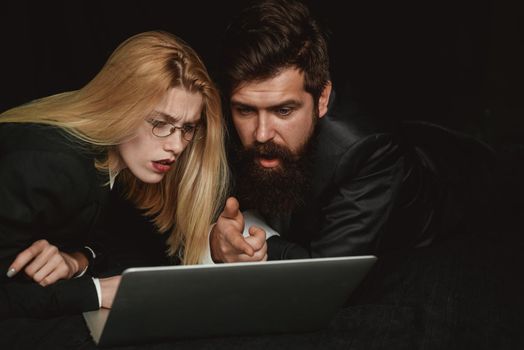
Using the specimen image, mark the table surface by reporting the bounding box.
[1,231,523,350]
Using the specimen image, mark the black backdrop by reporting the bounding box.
[1,0,522,147]
[0,2,523,348]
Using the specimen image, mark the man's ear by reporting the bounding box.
[318,81,332,119]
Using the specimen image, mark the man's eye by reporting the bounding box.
[277,107,292,116]
[236,107,254,116]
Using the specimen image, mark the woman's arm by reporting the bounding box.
[0,148,103,318]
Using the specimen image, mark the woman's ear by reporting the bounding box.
[318,81,332,119]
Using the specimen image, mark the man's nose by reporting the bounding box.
[254,114,275,143]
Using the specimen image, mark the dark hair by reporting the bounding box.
[220,0,330,104]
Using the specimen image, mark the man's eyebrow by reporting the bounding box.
[268,99,303,109]
[230,99,303,109]
[230,101,254,108]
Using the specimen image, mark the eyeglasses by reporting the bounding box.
[146,119,199,142]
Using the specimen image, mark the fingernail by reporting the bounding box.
[6,268,16,278]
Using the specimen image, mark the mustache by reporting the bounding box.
[242,141,294,163]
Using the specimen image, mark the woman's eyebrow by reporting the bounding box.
[151,111,201,125]
[150,111,180,123]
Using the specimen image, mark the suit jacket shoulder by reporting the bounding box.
[309,90,402,200]
[0,123,106,254]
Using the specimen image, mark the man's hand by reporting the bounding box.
[242,226,268,262]
[7,240,88,286]
[100,276,122,309]
[210,197,267,263]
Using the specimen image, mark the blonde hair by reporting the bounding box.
[0,31,229,264]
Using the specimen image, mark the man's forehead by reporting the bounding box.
[231,69,309,108]
[232,68,305,94]
[231,90,301,107]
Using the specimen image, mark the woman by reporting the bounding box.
[0,31,229,317]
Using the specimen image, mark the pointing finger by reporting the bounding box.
[221,197,240,220]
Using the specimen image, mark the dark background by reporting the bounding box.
[0,3,523,347]
[1,0,522,148]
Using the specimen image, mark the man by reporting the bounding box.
[208,0,487,262]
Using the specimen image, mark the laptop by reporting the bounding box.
[83,255,377,347]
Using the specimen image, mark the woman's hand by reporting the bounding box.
[100,276,122,309]
[7,239,88,286]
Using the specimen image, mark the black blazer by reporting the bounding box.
[264,89,471,259]
[0,123,107,319]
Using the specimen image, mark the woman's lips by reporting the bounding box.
[152,159,174,173]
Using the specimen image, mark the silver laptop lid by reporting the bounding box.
[85,256,376,346]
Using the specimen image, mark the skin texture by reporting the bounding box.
[100,276,122,309]
[6,240,85,286]
[210,197,268,263]
[118,87,203,183]
[230,68,323,168]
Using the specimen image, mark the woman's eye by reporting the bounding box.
[182,125,195,133]
[154,120,168,127]
[148,119,167,127]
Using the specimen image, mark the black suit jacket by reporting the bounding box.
[0,123,107,319]
[263,90,463,260]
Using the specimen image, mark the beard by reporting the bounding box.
[233,136,315,218]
